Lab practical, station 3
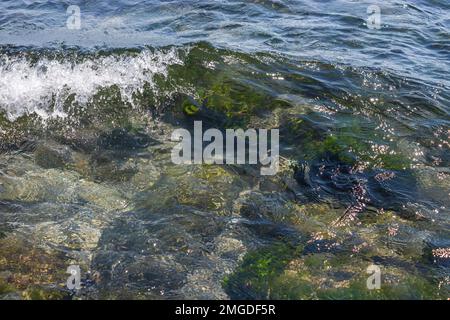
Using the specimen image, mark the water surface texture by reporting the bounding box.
[0,0,449,299]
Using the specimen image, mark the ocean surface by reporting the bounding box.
[0,0,449,299]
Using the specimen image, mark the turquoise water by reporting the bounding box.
[0,1,449,299]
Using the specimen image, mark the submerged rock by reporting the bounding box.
[0,165,129,211]
[293,154,432,222]
[89,151,139,182]
[90,208,218,298]
[98,128,158,151]
[224,240,445,299]
[180,267,229,300]
[34,141,73,169]
[134,164,245,215]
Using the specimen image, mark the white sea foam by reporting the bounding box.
[0,48,183,121]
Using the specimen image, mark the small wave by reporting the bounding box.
[0,47,184,120]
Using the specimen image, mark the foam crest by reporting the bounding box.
[0,48,182,120]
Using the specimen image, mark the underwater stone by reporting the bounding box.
[292,154,429,222]
[89,152,139,182]
[92,252,187,298]
[0,167,128,211]
[215,236,247,261]
[98,128,157,150]
[34,142,73,169]
[0,235,68,296]
[180,268,229,300]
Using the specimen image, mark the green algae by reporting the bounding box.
[223,243,302,299]
[281,113,412,170]
[269,265,442,300]
[0,278,15,296]
[312,132,410,170]
[183,101,200,116]
[224,241,445,299]
[316,273,441,300]
[164,45,295,127]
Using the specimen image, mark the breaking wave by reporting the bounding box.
[0,47,183,120]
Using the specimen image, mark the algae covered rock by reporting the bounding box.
[97,128,157,151]
[136,163,246,214]
[224,240,445,300]
[223,243,301,299]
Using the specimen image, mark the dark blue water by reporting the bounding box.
[1,0,449,86]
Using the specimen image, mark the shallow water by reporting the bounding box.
[0,1,449,299]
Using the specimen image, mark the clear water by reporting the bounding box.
[0,0,448,299]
